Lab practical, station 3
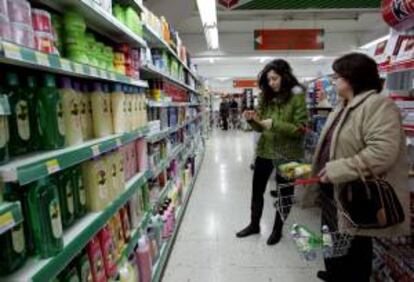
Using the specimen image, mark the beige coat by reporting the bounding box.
[304,90,411,237]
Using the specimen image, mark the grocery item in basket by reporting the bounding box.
[0,15,10,40]
[7,0,31,25]
[289,224,322,261]
[9,22,34,48]
[32,9,52,33]
[278,162,300,178]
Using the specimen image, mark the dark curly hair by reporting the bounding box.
[332,53,383,95]
[258,59,302,105]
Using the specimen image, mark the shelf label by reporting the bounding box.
[90,67,98,77]
[91,144,100,156]
[61,60,72,72]
[46,159,60,174]
[0,212,15,234]
[36,52,49,66]
[110,73,116,80]
[116,138,122,147]
[3,43,22,60]
[74,63,84,74]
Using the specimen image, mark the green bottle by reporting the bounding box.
[28,177,64,258]
[25,76,40,151]
[0,92,10,164]
[71,166,86,219]
[37,74,65,150]
[55,170,75,228]
[0,222,27,274]
[5,72,32,156]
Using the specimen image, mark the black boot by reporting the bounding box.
[267,213,283,245]
[317,271,333,282]
[236,224,260,238]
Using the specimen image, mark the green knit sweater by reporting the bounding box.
[249,92,307,161]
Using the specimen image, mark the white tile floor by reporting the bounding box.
[162,130,323,282]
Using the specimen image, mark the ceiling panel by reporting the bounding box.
[234,0,381,10]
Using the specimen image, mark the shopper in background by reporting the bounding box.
[219,97,230,130]
[236,59,307,245]
[307,53,410,282]
[230,97,239,130]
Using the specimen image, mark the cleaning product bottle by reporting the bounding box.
[37,74,65,149]
[0,222,27,274]
[77,252,93,282]
[87,236,107,282]
[111,83,126,134]
[135,235,152,282]
[0,92,10,164]
[146,224,159,263]
[98,225,118,279]
[59,77,83,146]
[71,165,87,218]
[102,153,115,203]
[55,170,75,228]
[82,157,109,211]
[25,75,40,151]
[78,82,94,140]
[91,82,112,138]
[28,177,64,258]
[102,83,114,134]
[5,72,32,155]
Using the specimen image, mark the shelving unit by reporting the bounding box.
[0,41,148,88]
[2,171,149,282]
[0,202,23,235]
[148,144,184,179]
[147,100,201,108]
[380,59,414,74]
[0,126,149,185]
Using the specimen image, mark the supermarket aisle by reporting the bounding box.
[163,130,322,282]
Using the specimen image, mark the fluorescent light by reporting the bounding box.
[196,0,219,50]
[259,57,270,63]
[359,35,390,50]
[312,55,324,62]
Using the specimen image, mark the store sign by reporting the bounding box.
[254,29,324,50]
[382,0,414,30]
[233,79,258,88]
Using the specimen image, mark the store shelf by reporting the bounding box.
[146,113,204,143]
[0,201,23,235]
[143,24,198,80]
[2,170,149,282]
[147,100,201,108]
[0,126,149,185]
[381,59,414,74]
[151,149,205,282]
[120,212,151,261]
[148,144,184,179]
[34,0,147,48]
[141,64,197,93]
[117,0,146,12]
[0,40,148,88]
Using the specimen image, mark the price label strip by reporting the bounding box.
[46,159,60,174]
[3,42,22,60]
[91,144,100,157]
[0,212,15,235]
[36,52,50,66]
[61,59,73,72]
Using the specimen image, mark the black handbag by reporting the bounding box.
[339,157,405,229]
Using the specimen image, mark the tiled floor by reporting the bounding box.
[162,130,323,282]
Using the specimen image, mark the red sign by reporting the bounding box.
[382,0,414,30]
[233,79,258,88]
[218,0,239,9]
[254,29,324,51]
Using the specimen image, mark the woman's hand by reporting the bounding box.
[318,167,331,183]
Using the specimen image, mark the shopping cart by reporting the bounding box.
[273,170,354,262]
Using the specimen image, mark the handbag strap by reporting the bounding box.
[351,157,367,182]
[356,155,381,180]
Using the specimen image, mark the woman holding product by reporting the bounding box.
[307,53,410,282]
[236,59,307,245]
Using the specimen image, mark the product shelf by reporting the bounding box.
[1,170,149,282]
[381,59,414,74]
[141,64,198,93]
[34,0,147,48]
[0,201,23,235]
[151,149,205,282]
[0,126,149,185]
[143,24,199,81]
[147,100,201,108]
[148,144,184,179]
[0,41,148,88]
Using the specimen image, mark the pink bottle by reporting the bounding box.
[98,226,118,279]
[87,236,108,282]
[135,138,148,173]
[135,236,153,282]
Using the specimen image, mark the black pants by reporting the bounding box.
[221,114,228,130]
[321,184,373,282]
[251,157,294,231]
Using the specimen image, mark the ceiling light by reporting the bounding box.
[359,35,390,50]
[259,57,270,63]
[312,55,324,62]
[196,0,219,50]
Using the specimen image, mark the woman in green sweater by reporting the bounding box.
[236,59,307,245]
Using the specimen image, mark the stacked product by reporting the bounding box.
[148,79,188,102]
[113,3,143,37]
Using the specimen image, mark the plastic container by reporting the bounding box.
[5,72,32,156]
[0,223,27,274]
[135,139,148,173]
[102,153,116,202]
[31,9,52,33]
[98,225,118,279]
[55,170,75,229]
[0,15,11,40]
[63,10,86,34]
[27,178,64,258]
[109,214,125,259]
[71,166,86,219]
[0,93,10,164]
[10,22,34,48]
[86,236,107,282]
[82,157,109,212]
[113,149,125,196]
[7,0,31,25]
[135,236,152,282]
[77,252,93,282]
[37,74,65,150]
[91,82,113,138]
[59,77,83,146]
[111,84,126,134]
[119,207,131,242]
[77,83,94,140]
[34,31,54,53]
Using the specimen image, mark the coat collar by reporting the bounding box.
[339,90,377,109]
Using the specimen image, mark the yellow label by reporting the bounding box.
[92,145,100,157]
[46,159,60,174]
[0,212,14,231]
[11,224,25,253]
[36,52,49,66]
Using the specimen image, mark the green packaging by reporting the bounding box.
[25,76,40,151]
[77,252,93,282]
[71,166,87,219]
[0,221,27,275]
[55,170,75,228]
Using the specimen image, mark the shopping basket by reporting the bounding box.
[273,173,354,261]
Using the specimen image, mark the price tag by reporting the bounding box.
[110,73,116,80]
[36,52,49,66]
[0,212,14,234]
[61,60,72,72]
[90,67,98,77]
[74,63,84,74]
[102,71,109,79]
[46,159,60,174]
[91,145,100,156]
[116,138,122,147]
[3,42,22,60]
